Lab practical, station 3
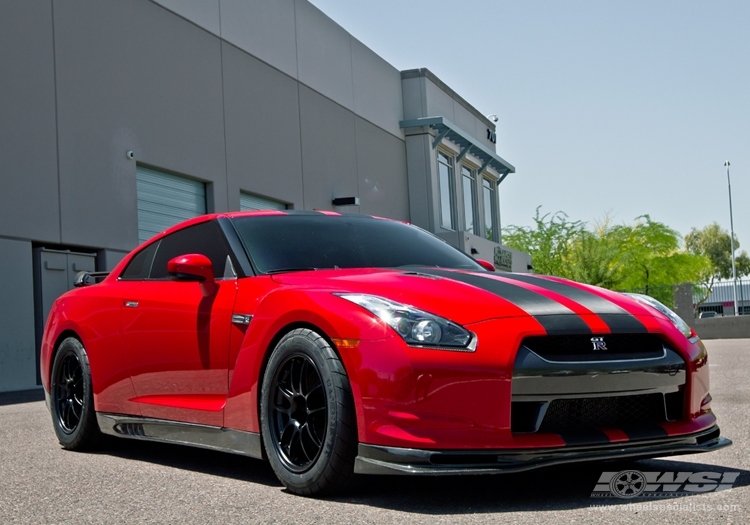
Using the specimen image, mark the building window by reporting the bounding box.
[461,165,478,236]
[437,151,455,230]
[240,192,287,212]
[483,178,498,241]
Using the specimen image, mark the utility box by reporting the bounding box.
[33,248,96,383]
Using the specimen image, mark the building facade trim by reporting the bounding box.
[400,116,516,178]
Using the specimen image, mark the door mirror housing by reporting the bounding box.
[168,254,217,296]
[476,259,496,272]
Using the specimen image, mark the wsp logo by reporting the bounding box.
[591,470,740,499]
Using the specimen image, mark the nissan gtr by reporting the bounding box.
[40,211,731,496]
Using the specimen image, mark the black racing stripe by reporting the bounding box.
[597,314,647,333]
[557,430,611,446]
[501,273,648,334]
[419,269,591,335]
[531,315,600,335]
[620,424,669,441]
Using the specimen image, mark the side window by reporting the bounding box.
[149,221,234,280]
[120,241,160,280]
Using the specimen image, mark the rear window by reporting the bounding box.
[120,241,159,280]
[232,215,483,273]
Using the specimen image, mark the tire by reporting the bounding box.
[50,337,101,450]
[260,328,357,496]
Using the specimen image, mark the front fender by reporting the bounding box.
[223,289,390,432]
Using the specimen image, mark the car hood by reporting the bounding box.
[270,268,658,334]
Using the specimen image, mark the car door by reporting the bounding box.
[120,220,239,426]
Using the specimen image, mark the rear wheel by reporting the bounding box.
[260,328,357,496]
[50,337,101,450]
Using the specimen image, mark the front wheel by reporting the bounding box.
[260,328,357,496]
[50,337,101,450]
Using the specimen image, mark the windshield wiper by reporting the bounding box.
[265,267,318,275]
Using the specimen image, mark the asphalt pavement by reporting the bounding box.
[1,339,748,524]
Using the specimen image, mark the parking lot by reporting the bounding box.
[1,339,748,524]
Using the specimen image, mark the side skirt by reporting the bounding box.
[97,413,265,460]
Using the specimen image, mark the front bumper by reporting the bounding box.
[354,425,731,475]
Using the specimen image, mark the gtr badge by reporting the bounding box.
[591,336,608,351]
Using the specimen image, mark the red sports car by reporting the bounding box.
[40,211,730,496]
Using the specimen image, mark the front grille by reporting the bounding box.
[522,334,665,361]
[538,393,666,433]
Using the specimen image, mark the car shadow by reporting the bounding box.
[96,437,281,488]
[94,438,748,513]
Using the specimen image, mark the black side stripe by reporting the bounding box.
[419,269,592,335]
[500,273,647,334]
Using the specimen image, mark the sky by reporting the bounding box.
[309,0,750,251]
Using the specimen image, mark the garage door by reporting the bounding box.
[240,192,286,212]
[136,166,207,244]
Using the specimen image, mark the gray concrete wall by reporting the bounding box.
[0,239,37,392]
[153,0,405,139]
[219,0,296,76]
[1,0,408,253]
[692,316,750,340]
[0,1,60,244]
[354,117,409,220]
[53,0,227,250]
[222,41,304,211]
[299,85,359,211]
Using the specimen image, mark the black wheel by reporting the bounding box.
[50,337,101,450]
[260,328,357,496]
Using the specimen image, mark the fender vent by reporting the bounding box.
[114,423,146,437]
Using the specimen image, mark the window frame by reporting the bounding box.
[118,220,239,281]
[436,149,457,231]
[482,177,499,242]
[460,164,480,236]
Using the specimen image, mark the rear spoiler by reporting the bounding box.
[74,271,111,287]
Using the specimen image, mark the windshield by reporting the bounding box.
[232,214,484,274]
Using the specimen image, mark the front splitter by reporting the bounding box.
[354,426,731,475]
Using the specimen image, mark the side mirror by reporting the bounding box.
[168,254,217,296]
[477,259,496,272]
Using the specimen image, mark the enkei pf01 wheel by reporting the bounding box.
[260,328,357,496]
[50,337,101,450]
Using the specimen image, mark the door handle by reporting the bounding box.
[124,301,139,308]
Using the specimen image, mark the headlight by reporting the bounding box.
[623,293,692,338]
[336,294,477,351]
